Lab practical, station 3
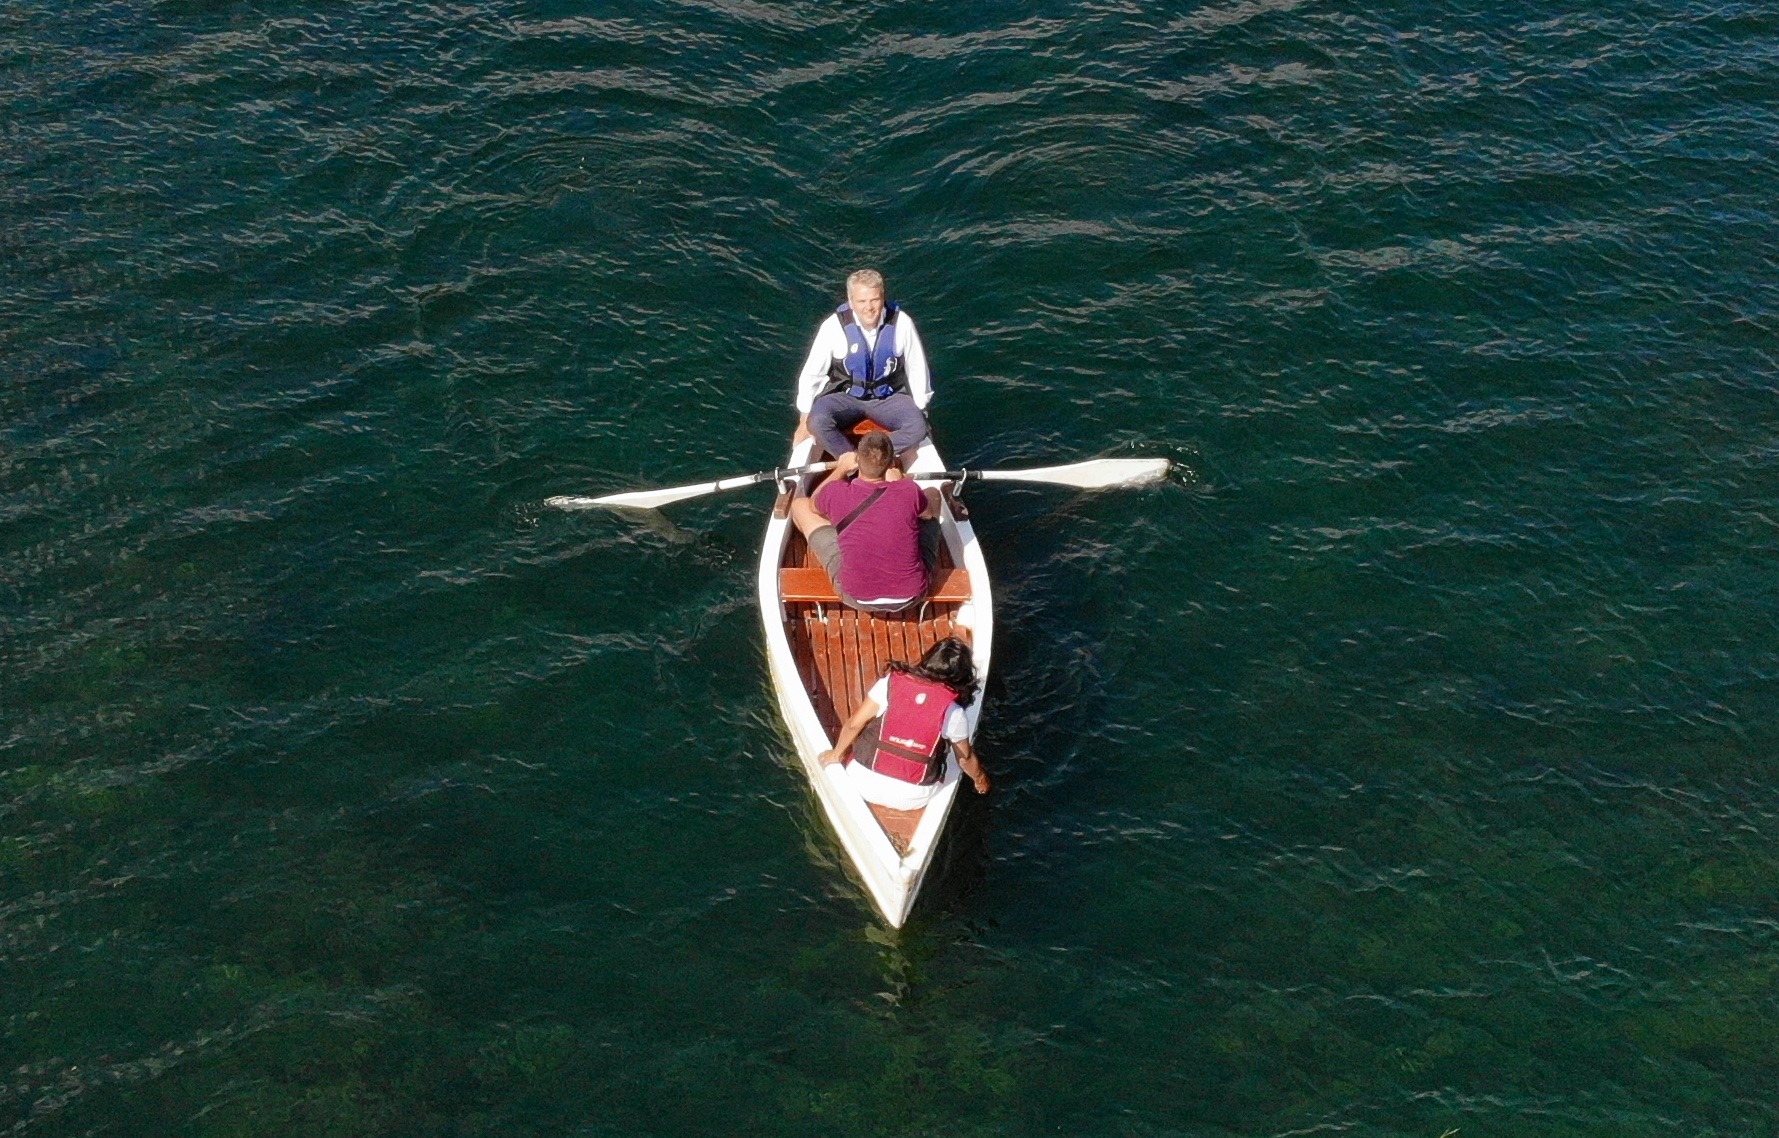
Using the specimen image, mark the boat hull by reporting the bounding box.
[757,436,993,926]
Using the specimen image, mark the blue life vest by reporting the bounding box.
[824,302,905,400]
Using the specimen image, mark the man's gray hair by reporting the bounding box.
[846,269,885,295]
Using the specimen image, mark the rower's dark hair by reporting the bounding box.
[855,430,895,479]
[888,636,978,708]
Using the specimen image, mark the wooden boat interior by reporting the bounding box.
[777,423,972,854]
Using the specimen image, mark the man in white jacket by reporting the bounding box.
[793,269,932,467]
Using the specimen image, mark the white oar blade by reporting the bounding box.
[546,481,720,510]
[980,457,1171,490]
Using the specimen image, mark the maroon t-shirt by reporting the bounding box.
[816,477,928,601]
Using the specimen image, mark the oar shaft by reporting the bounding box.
[762,462,835,484]
[713,470,781,491]
[912,457,1171,489]
[914,470,981,482]
[547,461,838,510]
[713,462,836,491]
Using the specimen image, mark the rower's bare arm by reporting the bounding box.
[818,696,882,765]
[794,413,812,443]
[794,454,853,515]
[821,451,857,487]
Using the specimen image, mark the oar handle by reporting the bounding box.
[761,461,835,485]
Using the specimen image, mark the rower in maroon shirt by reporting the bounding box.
[788,430,941,615]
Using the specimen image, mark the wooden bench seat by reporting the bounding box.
[779,566,971,604]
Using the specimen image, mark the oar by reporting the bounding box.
[546,456,1172,511]
[915,457,1171,490]
[545,463,835,511]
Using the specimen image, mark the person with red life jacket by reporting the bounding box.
[817,637,989,810]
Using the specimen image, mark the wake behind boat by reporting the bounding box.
[757,431,993,928]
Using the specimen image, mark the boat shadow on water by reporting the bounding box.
[888,665,1005,926]
[899,779,993,923]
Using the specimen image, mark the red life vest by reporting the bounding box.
[857,672,955,785]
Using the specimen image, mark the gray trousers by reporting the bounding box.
[808,391,928,457]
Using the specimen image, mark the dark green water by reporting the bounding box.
[5,0,1778,1133]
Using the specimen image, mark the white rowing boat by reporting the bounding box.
[756,430,994,927]
[547,424,1164,924]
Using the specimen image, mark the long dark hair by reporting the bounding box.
[887,636,978,708]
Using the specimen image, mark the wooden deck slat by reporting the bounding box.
[878,616,898,682]
[808,625,835,734]
[839,607,864,720]
[856,615,878,699]
[822,624,843,734]
[796,611,836,736]
[804,611,828,734]
[866,617,885,695]
[790,620,812,690]
[860,616,883,704]
[824,609,850,727]
[868,617,891,679]
[880,612,903,672]
[900,613,920,665]
[793,613,814,727]
[827,608,848,721]
[850,611,872,713]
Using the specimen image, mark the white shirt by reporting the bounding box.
[795,309,933,413]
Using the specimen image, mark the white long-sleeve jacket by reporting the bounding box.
[794,308,932,413]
